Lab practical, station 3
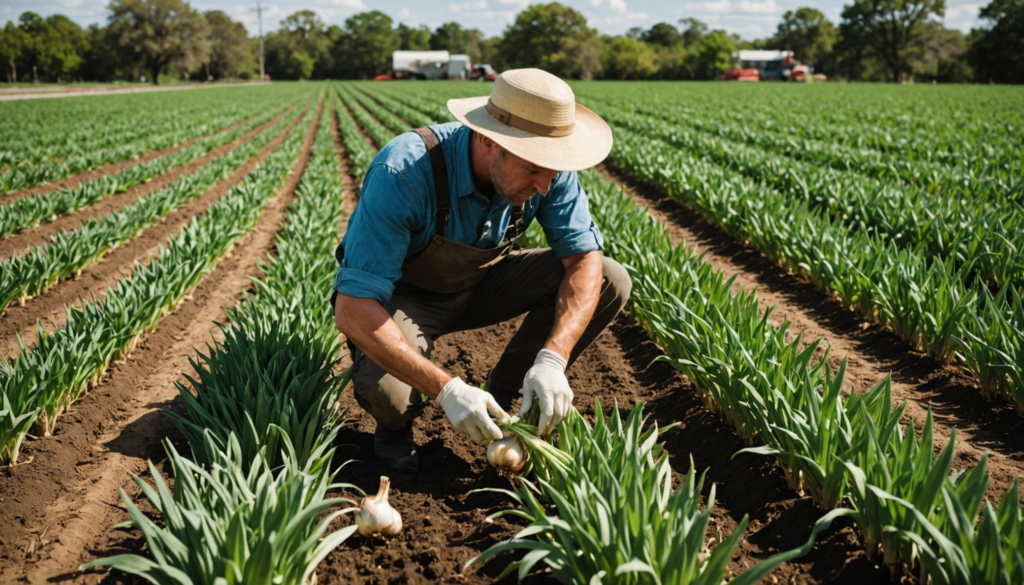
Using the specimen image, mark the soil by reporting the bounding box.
[0,111,264,204]
[0,96,324,584]
[0,101,309,359]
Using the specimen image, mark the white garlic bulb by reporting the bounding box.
[487,434,526,472]
[355,476,403,536]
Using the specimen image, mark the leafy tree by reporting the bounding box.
[266,10,329,80]
[0,20,28,82]
[679,17,709,47]
[500,2,598,79]
[204,10,251,79]
[79,24,127,81]
[695,29,734,79]
[601,35,657,79]
[108,0,210,85]
[396,23,431,50]
[969,0,1024,84]
[771,8,837,69]
[331,11,399,79]
[837,0,946,81]
[642,22,683,48]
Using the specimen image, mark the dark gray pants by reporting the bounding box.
[348,249,632,430]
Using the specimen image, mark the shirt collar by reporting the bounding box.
[452,124,480,199]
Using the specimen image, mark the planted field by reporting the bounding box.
[0,80,1022,585]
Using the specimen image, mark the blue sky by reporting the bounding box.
[0,0,986,41]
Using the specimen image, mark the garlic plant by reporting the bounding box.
[487,433,527,473]
[352,476,403,536]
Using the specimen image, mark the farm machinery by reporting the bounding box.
[719,50,814,81]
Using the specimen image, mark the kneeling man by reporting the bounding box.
[332,69,631,473]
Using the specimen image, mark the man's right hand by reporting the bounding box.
[436,378,509,444]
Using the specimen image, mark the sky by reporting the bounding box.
[0,0,986,41]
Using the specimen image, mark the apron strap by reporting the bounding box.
[413,127,450,237]
[504,205,525,242]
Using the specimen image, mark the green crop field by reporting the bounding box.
[1,80,1022,584]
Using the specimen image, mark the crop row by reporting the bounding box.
[82,92,371,584]
[330,90,375,178]
[574,167,1022,584]
[2,108,247,193]
[0,99,316,466]
[588,103,1023,289]
[602,124,1024,415]
[0,101,305,316]
[333,84,396,149]
[357,83,1024,583]
[0,102,294,239]
[1,100,226,168]
[0,85,312,168]
[572,84,1023,170]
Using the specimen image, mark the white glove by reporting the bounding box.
[436,377,509,445]
[520,349,573,436]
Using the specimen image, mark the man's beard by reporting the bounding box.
[489,155,535,206]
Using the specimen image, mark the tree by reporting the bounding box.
[642,22,683,48]
[331,11,398,79]
[969,0,1024,84]
[679,17,708,47]
[272,10,327,79]
[79,24,126,81]
[0,20,28,82]
[500,3,598,79]
[695,29,734,79]
[771,8,837,69]
[601,35,657,79]
[838,0,946,82]
[204,11,250,79]
[108,0,210,84]
[396,23,431,50]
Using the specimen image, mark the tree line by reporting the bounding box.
[2,0,1022,85]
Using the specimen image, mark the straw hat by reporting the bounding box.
[447,69,613,172]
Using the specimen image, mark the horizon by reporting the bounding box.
[0,0,985,43]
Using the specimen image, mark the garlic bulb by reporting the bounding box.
[355,476,403,536]
[487,434,526,472]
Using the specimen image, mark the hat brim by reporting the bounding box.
[447,96,612,172]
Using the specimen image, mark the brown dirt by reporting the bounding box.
[597,161,1024,504]
[0,112,264,204]
[0,96,324,584]
[0,102,310,360]
[0,107,295,259]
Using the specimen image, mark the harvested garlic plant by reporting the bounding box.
[355,476,403,536]
[487,433,526,473]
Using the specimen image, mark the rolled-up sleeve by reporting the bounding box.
[333,164,423,305]
[536,171,604,258]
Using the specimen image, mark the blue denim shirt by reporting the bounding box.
[332,122,604,305]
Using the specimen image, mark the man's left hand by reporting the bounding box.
[520,349,573,435]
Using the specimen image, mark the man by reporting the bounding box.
[332,68,631,473]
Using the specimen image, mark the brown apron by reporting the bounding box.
[396,127,527,294]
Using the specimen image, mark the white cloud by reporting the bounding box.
[737,0,776,14]
[608,0,627,13]
[496,0,529,7]
[686,0,732,14]
[326,0,366,7]
[448,0,488,13]
[591,0,603,6]
[398,7,414,18]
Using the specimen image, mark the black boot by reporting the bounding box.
[374,422,419,473]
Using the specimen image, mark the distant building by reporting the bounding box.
[391,51,450,79]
